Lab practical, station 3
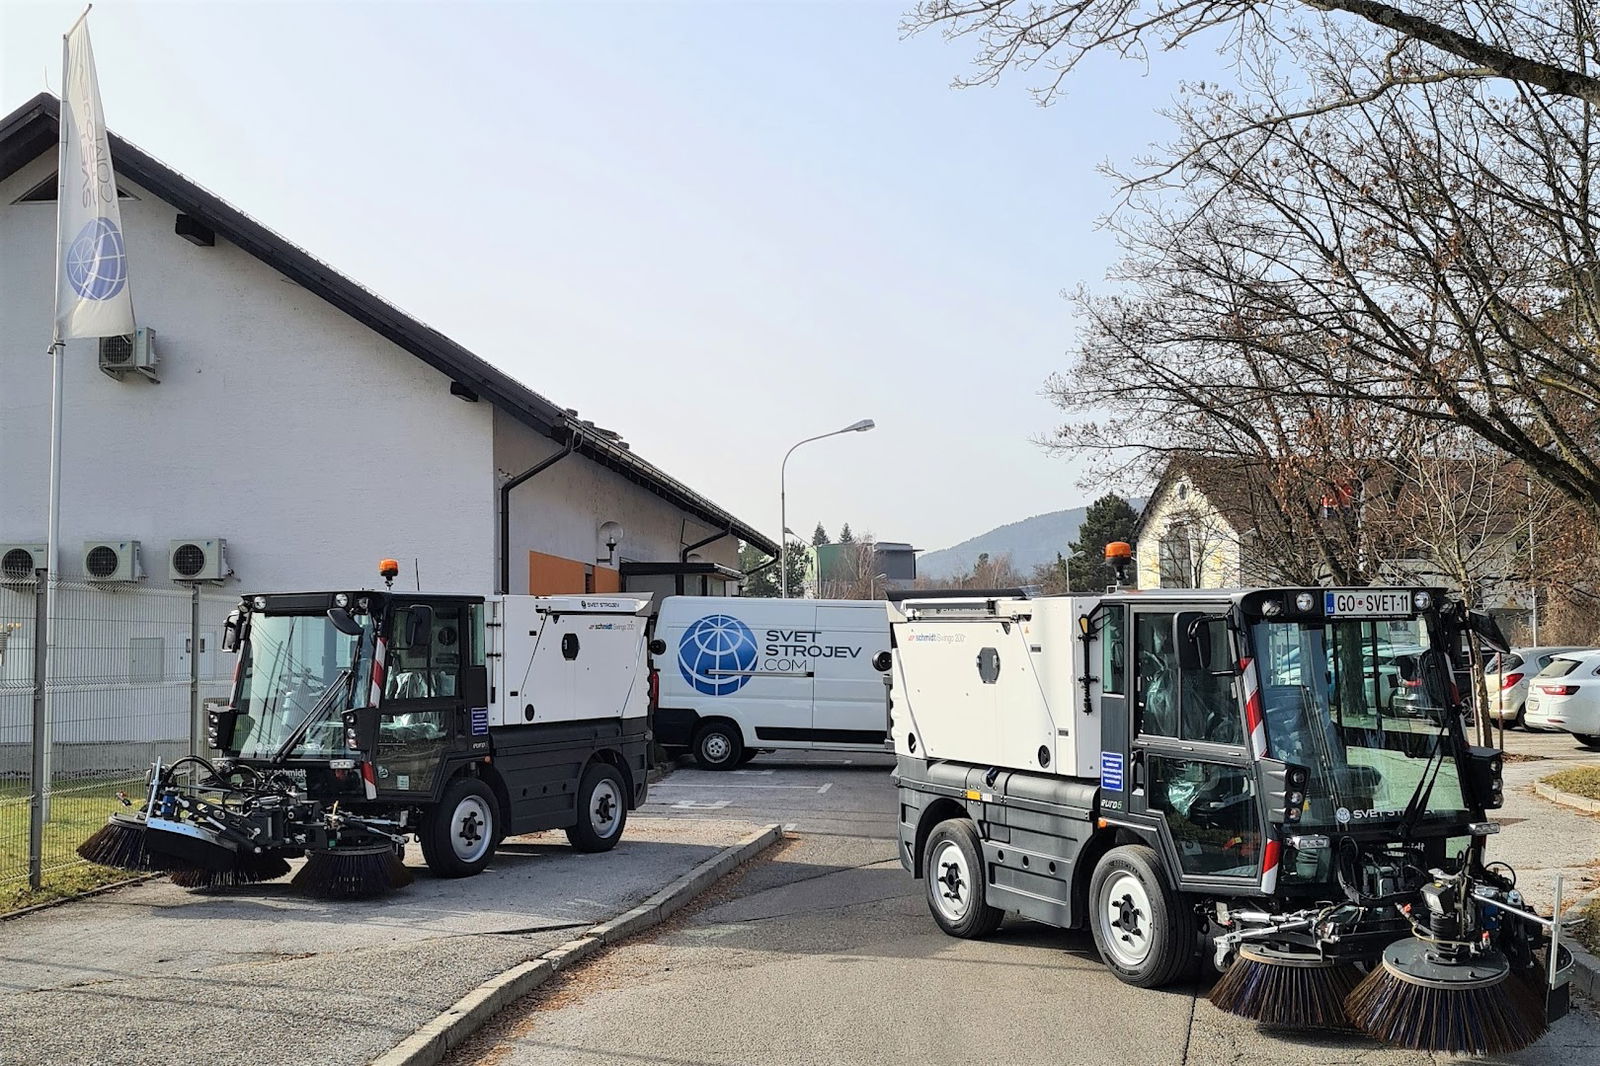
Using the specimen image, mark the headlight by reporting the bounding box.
[252,596,268,610]
[1413,591,1433,610]
[1262,599,1283,617]
[334,593,350,608]
[1294,592,1315,612]
[1288,791,1304,806]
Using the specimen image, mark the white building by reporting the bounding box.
[0,94,771,601]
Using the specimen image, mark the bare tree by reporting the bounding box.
[818,536,885,599]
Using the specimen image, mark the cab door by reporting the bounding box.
[1125,607,1270,892]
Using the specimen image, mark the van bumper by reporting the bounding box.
[652,707,698,748]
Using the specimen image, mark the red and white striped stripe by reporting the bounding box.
[1260,837,1281,894]
[1239,656,1267,758]
[371,637,387,709]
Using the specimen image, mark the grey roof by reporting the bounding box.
[0,93,776,556]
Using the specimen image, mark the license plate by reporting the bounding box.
[1324,589,1412,617]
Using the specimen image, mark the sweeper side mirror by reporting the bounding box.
[327,607,363,637]
[1177,613,1236,675]
[342,706,381,756]
[221,610,242,653]
[403,605,435,652]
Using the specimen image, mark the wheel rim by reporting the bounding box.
[590,778,623,837]
[450,795,493,863]
[1099,870,1154,968]
[930,839,973,923]
[702,732,732,762]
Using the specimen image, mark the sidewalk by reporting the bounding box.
[1493,729,1600,913]
[0,815,764,1066]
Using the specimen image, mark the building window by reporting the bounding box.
[1159,527,1192,588]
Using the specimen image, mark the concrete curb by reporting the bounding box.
[1534,780,1600,814]
[369,823,782,1066]
[1569,940,1599,1001]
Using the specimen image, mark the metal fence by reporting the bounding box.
[0,576,236,893]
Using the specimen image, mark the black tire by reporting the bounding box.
[1573,733,1600,750]
[565,762,629,853]
[1088,844,1196,988]
[1513,704,1526,730]
[923,819,1004,939]
[693,720,743,770]
[420,776,499,878]
[737,749,759,766]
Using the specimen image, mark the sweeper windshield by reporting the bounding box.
[1249,615,1469,829]
[232,611,371,760]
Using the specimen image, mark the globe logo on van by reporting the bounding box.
[678,614,758,696]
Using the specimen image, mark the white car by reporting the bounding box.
[1523,649,1600,750]
[1485,646,1593,728]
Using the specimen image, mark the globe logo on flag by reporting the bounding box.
[65,216,128,301]
[677,614,758,696]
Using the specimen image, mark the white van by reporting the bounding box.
[652,596,890,768]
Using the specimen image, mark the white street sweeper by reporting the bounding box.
[883,545,1573,1056]
[80,561,657,898]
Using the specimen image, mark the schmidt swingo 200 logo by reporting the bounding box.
[678,614,759,696]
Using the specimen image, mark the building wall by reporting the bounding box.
[492,410,740,597]
[0,155,497,594]
[1135,478,1243,590]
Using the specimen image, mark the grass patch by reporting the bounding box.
[0,775,145,914]
[1574,896,1600,956]
[1544,766,1600,801]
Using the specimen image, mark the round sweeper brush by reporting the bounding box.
[169,853,292,890]
[289,844,413,900]
[76,813,188,873]
[1208,945,1362,1029]
[1345,938,1547,1056]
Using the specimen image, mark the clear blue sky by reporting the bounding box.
[2,0,1209,553]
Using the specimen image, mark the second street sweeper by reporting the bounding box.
[80,561,656,898]
[883,546,1574,1056]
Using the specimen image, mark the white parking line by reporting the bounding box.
[670,800,732,810]
[653,783,823,790]
[817,782,833,795]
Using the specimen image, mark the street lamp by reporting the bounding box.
[780,419,875,598]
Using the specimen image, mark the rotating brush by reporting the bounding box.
[170,853,292,890]
[289,844,413,900]
[1345,938,1547,1056]
[76,813,186,873]
[1209,945,1362,1029]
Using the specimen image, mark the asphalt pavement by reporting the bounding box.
[452,747,1600,1066]
[0,815,762,1066]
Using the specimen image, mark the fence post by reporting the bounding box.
[28,569,48,890]
[190,583,201,765]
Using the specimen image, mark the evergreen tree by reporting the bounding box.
[838,523,855,544]
[739,542,810,598]
[811,523,830,546]
[1066,494,1141,592]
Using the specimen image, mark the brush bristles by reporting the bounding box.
[76,816,185,873]
[1346,963,1548,1055]
[170,854,292,890]
[1209,954,1362,1029]
[289,847,413,900]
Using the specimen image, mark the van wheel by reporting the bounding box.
[1089,844,1195,988]
[420,777,498,878]
[565,762,629,852]
[924,819,1004,939]
[693,721,743,770]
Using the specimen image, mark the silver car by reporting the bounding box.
[1484,646,1593,728]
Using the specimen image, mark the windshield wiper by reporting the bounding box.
[269,668,352,767]
[1398,650,1456,839]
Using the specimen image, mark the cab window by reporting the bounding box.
[1136,613,1241,745]
[386,604,463,701]
[1101,607,1126,696]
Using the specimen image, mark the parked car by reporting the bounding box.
[1523,649,1600,749]
[1486,647,1593,729]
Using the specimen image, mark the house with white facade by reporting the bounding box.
[0,94,772,602]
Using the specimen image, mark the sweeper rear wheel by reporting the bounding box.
[923,818,1004,939]
[566,761,629,853]
[1089,844,1196,988]
[420,776,500,877]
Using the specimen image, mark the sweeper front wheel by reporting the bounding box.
[566,761,629,853]
[1089,844,1196,988]
[420,776,500,878]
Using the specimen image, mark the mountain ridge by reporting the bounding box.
[916,501,1144,579]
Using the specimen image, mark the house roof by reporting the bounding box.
[0,93,777,557]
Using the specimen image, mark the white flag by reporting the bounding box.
[55,15,134,341]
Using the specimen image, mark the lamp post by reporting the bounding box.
[780,419,875,598]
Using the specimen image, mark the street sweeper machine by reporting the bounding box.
[885,555,1575,1056]
[80,562,655,899]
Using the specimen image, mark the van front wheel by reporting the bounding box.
[693,721,743,770]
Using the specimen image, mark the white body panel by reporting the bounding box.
[490,595,651,728]
[890,596,1104,779]
[655,596,890,752]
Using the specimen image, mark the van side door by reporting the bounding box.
[811,604,890,746]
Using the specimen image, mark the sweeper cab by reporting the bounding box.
[81,564,657,898]
[884,557,1573,1056]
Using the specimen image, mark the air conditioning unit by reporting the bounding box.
[82,540,143,583]
[0,544,47,585]
[169,538,231,583]
[98,326,159,383]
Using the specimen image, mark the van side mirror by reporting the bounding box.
[404,605,434,652]
[872,650,893,673]
[221,609,242,652]
[648,638,667,656]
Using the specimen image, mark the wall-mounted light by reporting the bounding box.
[597,521,624,564]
